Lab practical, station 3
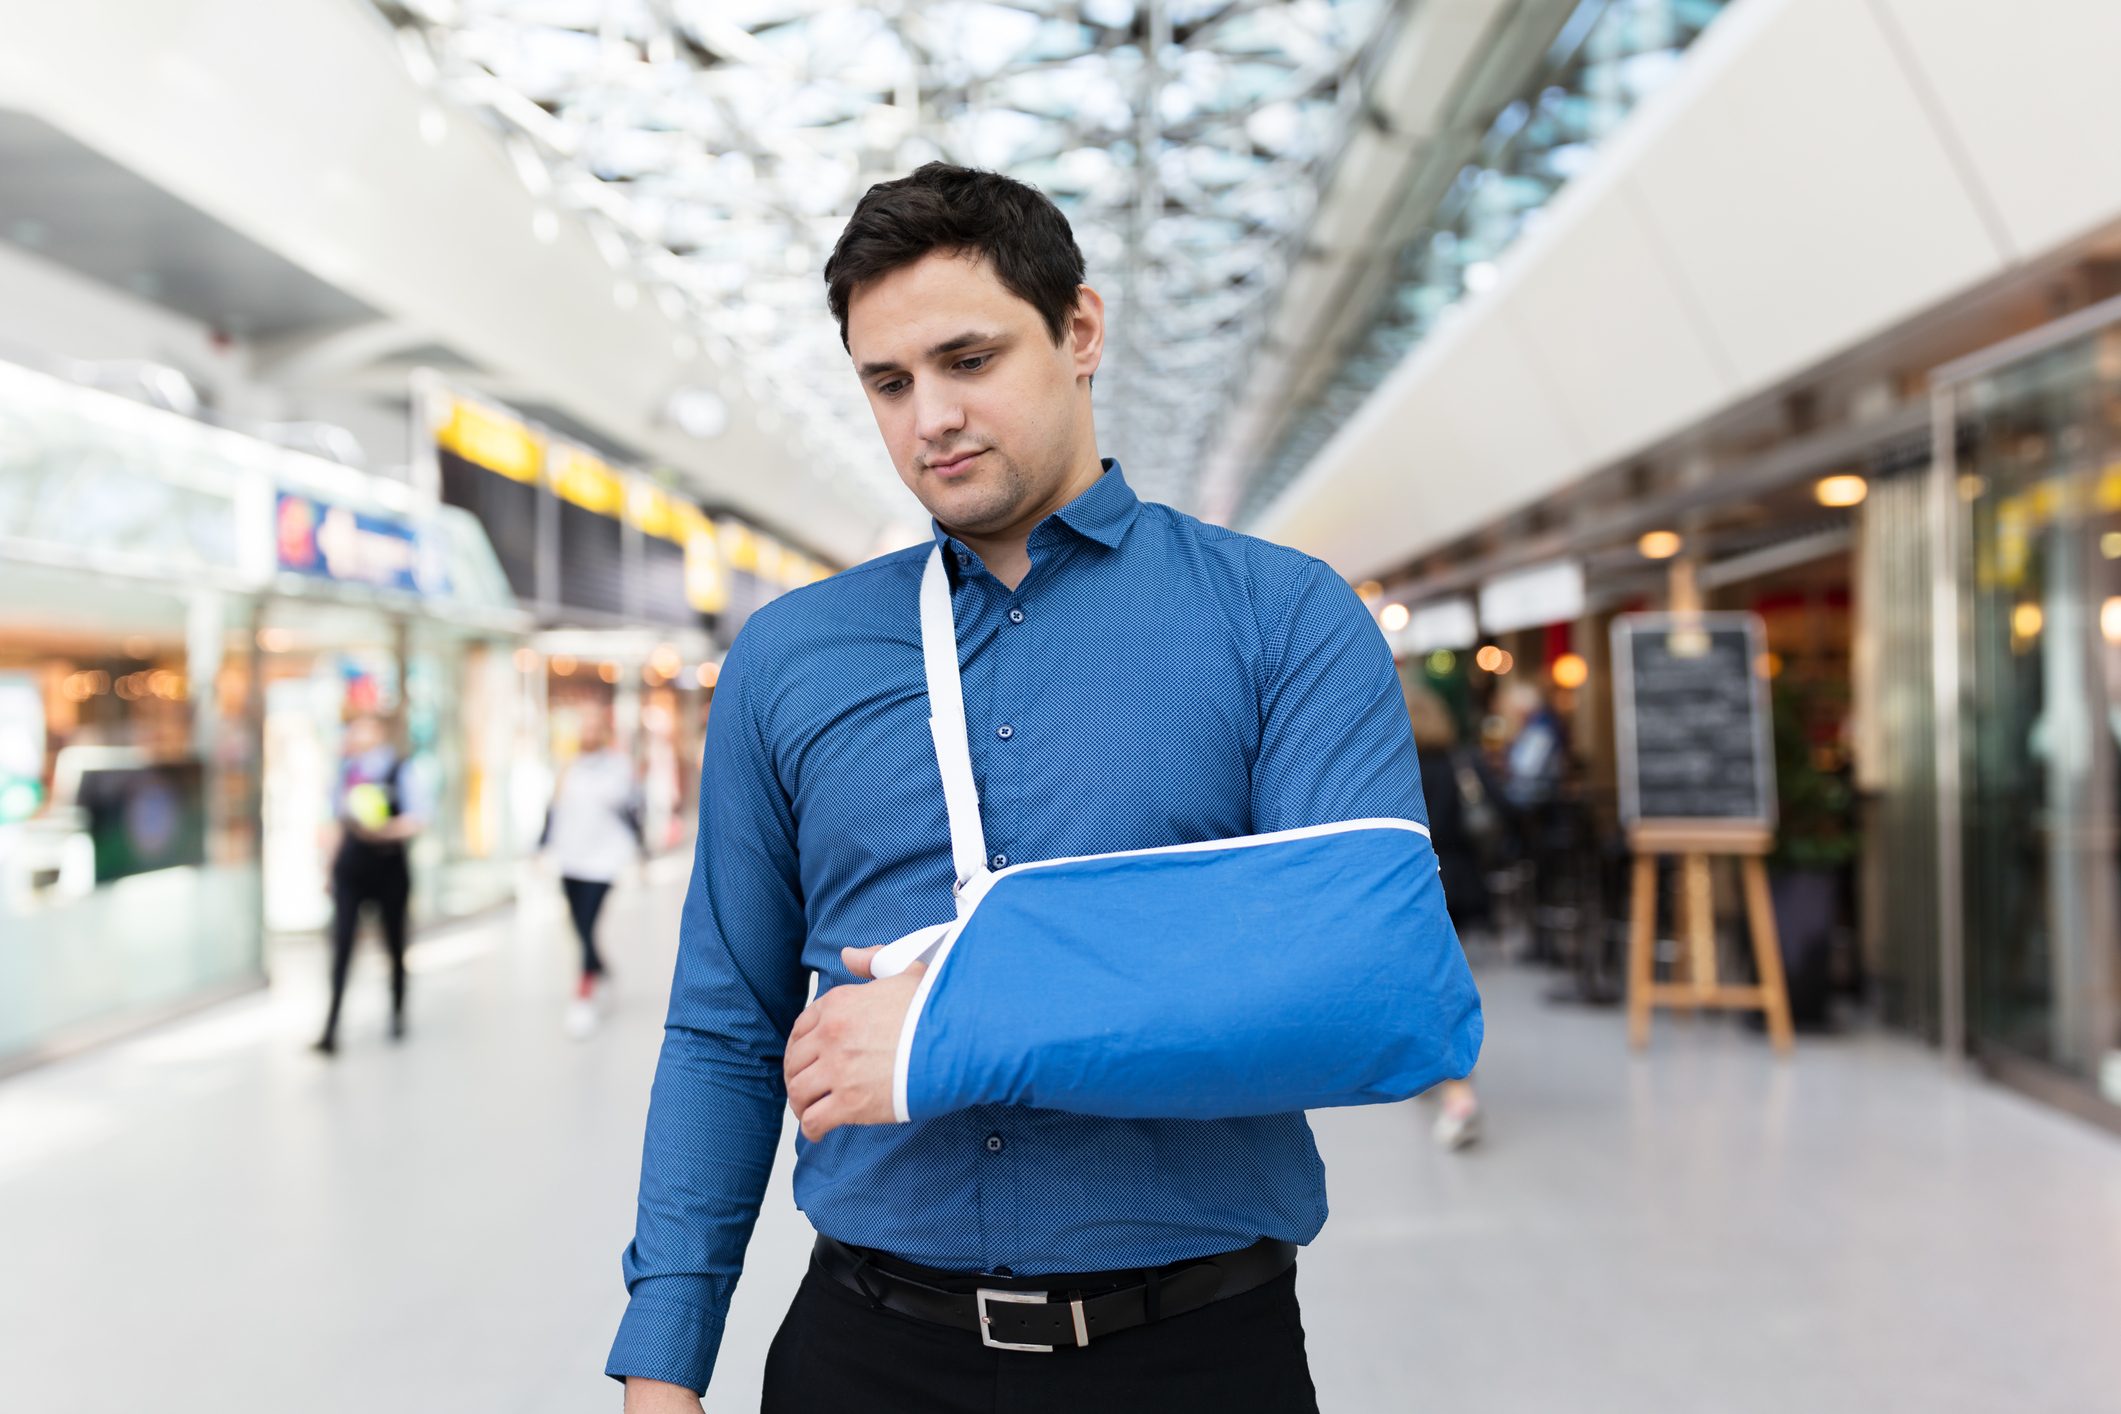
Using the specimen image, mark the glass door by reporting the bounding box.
[1952,321,2121,1106]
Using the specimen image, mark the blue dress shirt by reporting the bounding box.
[607,462,1429,1389]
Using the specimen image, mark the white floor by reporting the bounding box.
[4,865,2119,1413]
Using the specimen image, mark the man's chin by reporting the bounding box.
[918,478,1017,535]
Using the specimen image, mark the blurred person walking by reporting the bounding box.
[314,712,426,1056]
[1405,675,1492,1150]
[541,714,643,1039]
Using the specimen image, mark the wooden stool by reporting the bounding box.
[1624,822,1794,1053]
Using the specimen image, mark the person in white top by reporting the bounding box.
[543,714,644,1036]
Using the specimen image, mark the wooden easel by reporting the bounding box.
[1623,559,1794,1053]
[1624,821,1794,1053]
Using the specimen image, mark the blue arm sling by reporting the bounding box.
[873,548,1483,1124]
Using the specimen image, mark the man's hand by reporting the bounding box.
[622,1377,701,1412]
[782,946,926,1140]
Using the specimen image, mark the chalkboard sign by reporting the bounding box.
[1611,612,1776,828]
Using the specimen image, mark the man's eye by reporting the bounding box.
[878,379,908,397]
[955,355,989,372]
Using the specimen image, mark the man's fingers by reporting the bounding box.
[782,1026,824,1086]
[785,1059,831,1118]
[787,998,825,1045]
[842,944,883,979]
[799,1093,850,1143]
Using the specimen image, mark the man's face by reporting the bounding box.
[846,250,1102,537]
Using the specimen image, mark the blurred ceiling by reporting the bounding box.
[373,0,1397,510]
[0,110,379,341]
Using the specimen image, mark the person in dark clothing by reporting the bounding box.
[314,712,427,1056]
[1403,674,1488,1149]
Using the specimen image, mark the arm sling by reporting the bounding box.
[874,547,1484,1124]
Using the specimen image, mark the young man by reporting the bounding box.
[611,163,1431,1411]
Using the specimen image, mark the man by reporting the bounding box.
[314,710,425,1055]
[611,163,1432,1411]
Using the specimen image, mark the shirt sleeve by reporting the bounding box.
[1248,557,1429,832]
[605,630,810,1391]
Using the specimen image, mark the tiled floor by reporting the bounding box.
[4,865,2118,1412]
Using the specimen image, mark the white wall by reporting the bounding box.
[1256,0,2121,578]
[0,239,418,473]
[0,240,253,406]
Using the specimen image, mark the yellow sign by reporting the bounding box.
[436,396,541,483]
[548,444,624,515]
[719,519,761,574]
[627,480,687,542]
[685,527,728,613]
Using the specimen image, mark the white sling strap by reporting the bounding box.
[921,547,988,912]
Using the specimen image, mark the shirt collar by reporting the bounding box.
[930,458,1140,558]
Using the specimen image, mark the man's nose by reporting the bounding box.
[913,385,965,446]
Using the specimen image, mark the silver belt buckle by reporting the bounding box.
[976,1288,1089,1352]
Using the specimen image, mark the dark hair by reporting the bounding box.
[824,162,1086,352]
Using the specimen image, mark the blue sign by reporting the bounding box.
[275,492,449,597]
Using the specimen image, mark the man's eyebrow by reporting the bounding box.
[856,330,1004,379]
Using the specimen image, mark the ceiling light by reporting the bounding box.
[1814,474,1868,508]
[1379,603,1410,633]
[1638,530,1683,560]
[1551,652,1589,689]
[667,387,727,439]
[2012,603,2044,639]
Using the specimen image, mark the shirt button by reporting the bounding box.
[1008,608,1025,624]
[991,853,1008,869]
[996,724,1013,740]
[985,1134,1005,1153]
[956,551,971,567]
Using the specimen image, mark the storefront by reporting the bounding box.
[257,473,531,933]
[0,359,268,1067]
[417,381,826,855]
[0,357,529,1068]
[1937,302,2121,1122]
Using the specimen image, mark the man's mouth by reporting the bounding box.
[927,449,985,478]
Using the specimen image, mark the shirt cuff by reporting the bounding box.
[604,1293,725,1392]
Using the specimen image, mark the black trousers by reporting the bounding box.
[560,876,611,978]
[322,847,410,1041]
[761,1254,1320,1414]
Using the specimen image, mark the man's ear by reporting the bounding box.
[1069,284,1106,384]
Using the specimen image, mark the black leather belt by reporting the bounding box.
[812,1234,1297,1353]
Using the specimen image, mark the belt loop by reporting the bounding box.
[1144,1266,1162,1325]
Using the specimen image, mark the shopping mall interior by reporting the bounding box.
[2,2,2119,1410]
